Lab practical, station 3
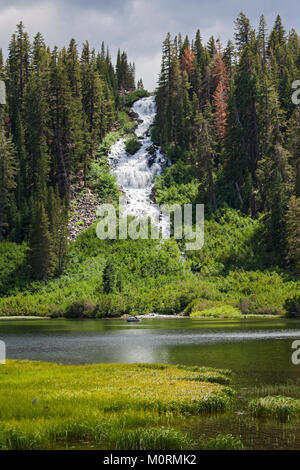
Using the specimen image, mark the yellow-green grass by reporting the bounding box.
[249,396,300,420]
[0,361,235,450]
[190,305,242,319]
[200,434,244,450]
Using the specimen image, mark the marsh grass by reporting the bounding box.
[200,433,244,450]
[249,396,300,420]
[0,361,235,450]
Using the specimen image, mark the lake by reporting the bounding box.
[1,317,300,449]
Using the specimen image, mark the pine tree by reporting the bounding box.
[46,186,69,274]
[287,111,300,197]
[264,171,286,259]
[258,14,268,66]
[234,12,251,52]
[0,130,17,239]
[0,49,4,78]
[137,78,144,90]
[24,72,50,200]
[223,40,235,76]
[48,49,74,197]
[207,36,217,58]
[212,53,230,138]
[225,22,261,216]
[181,45,195,75]
[102,259,116,293]
[286,196,300,275]
[28,202,55,280]
[194,103,217,210]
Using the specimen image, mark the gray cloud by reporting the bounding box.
[0,0,299,90]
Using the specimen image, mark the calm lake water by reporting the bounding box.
[1,317,300,449]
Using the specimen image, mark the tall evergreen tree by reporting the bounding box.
[28,202,55,280]
[0,130,17,240]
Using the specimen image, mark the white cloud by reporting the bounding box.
[0,0,299,90]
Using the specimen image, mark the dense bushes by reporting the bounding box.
[124,89,150,107]
[0,210,299,318]
[89,159,120,203]
[0,242,29,296]
[190,305,242,319]
[154,160,200,205]
[185,209,268,275]
[125,137,142,155]
[284,295,300,317]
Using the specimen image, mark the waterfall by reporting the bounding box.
[108,96,168,234]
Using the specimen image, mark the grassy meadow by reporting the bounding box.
[0,360,235,450]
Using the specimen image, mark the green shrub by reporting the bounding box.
[184,299,222,316]
[117,110,136,133]
[249,396,300,420]
[186,209,268,275]
[65,300,96,318]
[284,295,300,317]
[88,160,119,203]
[201,434,244,450]
[125,137,142,155]
[154,161,200,205]
[0,242,30,295]
[190,305,242,318]
[97,131,121,158]
[124,89,150,107]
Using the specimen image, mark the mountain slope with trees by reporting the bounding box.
[0,15,299,319]
[153,12,300,275]
[0,22,141,280]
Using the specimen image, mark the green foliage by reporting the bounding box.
[124,89,150,107]
[186,209,269,275]
[0,242,29,295]
[102,259,117,293]
[0,360,234,449]
[190,305,242,318]
[249,396,300,420]
[284,295,300,318]
[28,202,55,281]
[215,270,299,315]
[88,159,120,203]
[0,129,17,240]
[154,160,200,205]
[154,15,300,263]
[125,136,142,155]
[286,196,300,275]
[117,110,136,133]
[97,132,122,158]
[201,434,244,450]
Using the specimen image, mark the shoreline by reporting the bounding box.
[0,313,289,321]
[0,316,50,321]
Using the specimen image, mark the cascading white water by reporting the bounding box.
[108,96,168,233]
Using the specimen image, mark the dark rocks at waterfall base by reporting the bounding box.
[128,110,139,120]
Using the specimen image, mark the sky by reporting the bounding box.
[0,0,300,90]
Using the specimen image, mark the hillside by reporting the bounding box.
[0,16,299,319]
